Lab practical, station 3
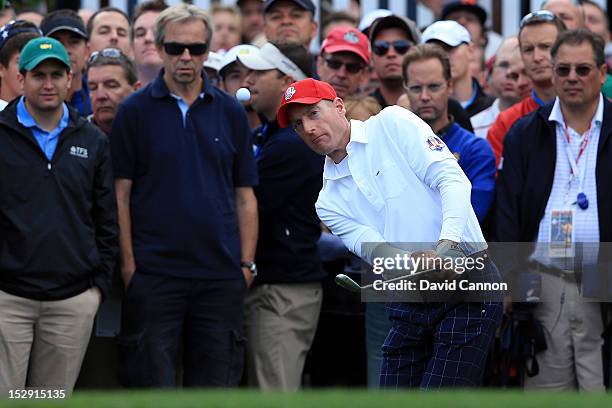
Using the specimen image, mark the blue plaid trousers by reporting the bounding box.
[380,261,504,389]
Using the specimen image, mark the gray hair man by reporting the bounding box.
[110,4,258,388]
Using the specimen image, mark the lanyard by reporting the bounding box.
[562,121,591,178]
[462,80,478,110]
[254,123,268,159]
[561,121,592,209]
[531,90,547,107]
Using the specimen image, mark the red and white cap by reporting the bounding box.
[321,27,370,64]
[276,79,337,128]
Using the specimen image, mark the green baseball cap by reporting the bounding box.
[18,37,71,72]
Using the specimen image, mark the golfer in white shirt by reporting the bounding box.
[277,78,504,388]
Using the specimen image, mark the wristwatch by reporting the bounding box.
[240,261,258,277]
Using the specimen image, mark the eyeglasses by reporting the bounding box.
[322,57,365,74]
[372,40,412,56]
[554,64,596,77]
[519,10,557,29]
[163,42,208,56]
[404,82,446,95]
[88,48,123,64]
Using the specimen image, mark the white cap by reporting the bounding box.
[421,20,471,47]
[203,51,224,72]
[358,9,392,32]
[219,44,260,75]
[237,43,307,80]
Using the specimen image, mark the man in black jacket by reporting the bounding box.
[494,29,609,391]
[0,37,118,395]
[238,42,325,390]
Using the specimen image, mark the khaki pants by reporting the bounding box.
[524,273,604,391]
[0,288,100,395]
[244,282,322,391]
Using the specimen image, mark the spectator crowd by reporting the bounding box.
[0,0,611,394]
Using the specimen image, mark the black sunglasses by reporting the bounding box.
[322,57,364,74]
[88,48,123,64]
[163,42,208,56]
[554,64,596,77]
[520,10,557,29]
[372,40,412,56]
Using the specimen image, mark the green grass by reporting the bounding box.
[1,390,611,408]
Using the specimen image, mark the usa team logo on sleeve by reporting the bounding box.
[427,135,445,151]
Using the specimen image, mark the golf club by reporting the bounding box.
[335,268,440,293]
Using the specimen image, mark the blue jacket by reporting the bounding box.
[439,121,496,222]
[253,120,326,284]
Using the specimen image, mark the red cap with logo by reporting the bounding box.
[321,27,370,64]
[277,79,337,128]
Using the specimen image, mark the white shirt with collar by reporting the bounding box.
[532,94,602,267]
[471,98,500,139]
[315,106,487,265]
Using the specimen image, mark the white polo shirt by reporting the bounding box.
[315,106,487,264]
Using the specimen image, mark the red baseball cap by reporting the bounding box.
[321,27,370,64]
[277,79,337,128]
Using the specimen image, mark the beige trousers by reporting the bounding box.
[0,288,100,395]
[244,282,322,391]
[524,273,605,391]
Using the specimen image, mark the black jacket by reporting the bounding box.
[0,100,118,301]
[493,98,612,245]
[253,121,326,284]
[465,79,496,118]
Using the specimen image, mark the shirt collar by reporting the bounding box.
[322,120,366,181]
[348,119,368,144]
[436,116,455,139]
[323,155,350,180]
[549,93,604,128]
[169,92,205,102]
[461,78,479,109]
[151,69,214,100]
[17,96,69,131]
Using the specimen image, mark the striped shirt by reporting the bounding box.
[532,94,602,268]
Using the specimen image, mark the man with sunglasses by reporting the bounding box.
[317,27,368,100]
[487,10,566,167]
[368,14,419,108]
[422,20,495,119]
[86,48,141,135]
[494,29,609,391]
[110,4,258,388]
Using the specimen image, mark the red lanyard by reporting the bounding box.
[563,121,592,174]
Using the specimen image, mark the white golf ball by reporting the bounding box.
[236,87,251,102]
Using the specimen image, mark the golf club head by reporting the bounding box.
[334,274,362,293]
